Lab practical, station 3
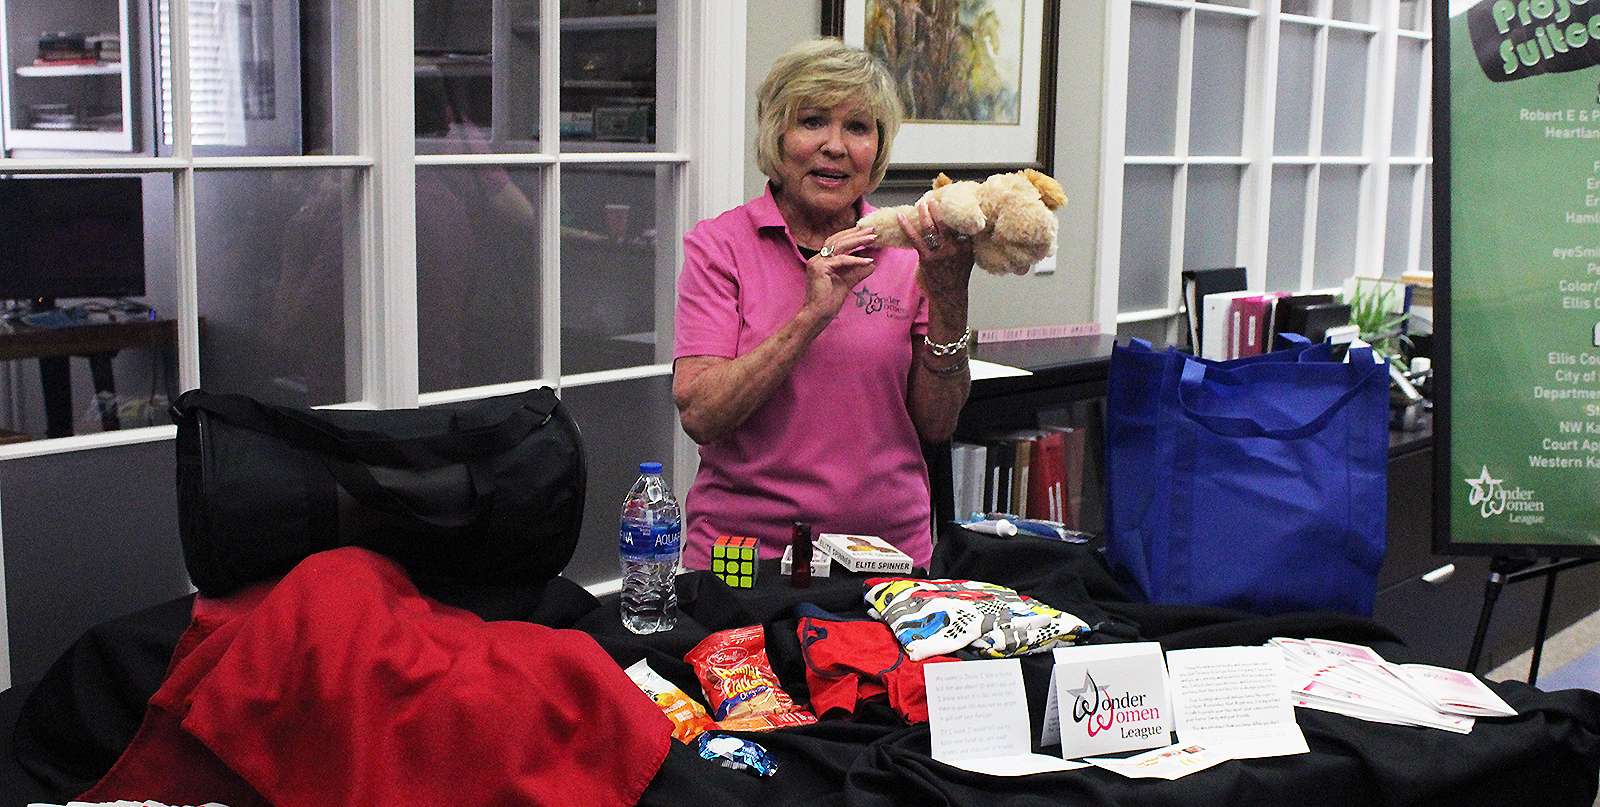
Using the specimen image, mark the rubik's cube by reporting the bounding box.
[711,535,758,589]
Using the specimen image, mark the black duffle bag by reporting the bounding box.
[171,387,586,596]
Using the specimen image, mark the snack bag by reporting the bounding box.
[684,625,817,731]
[697,733,778,777]
[625,658,717,744]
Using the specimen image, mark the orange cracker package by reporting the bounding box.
[684,625,817,731]
[624,658,717,743]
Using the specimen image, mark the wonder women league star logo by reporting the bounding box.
[1067,670,1115,737]
[1463,465,1507,519]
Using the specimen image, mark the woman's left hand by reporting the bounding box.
[896,198,975,303]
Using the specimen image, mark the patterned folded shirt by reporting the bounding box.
[864,577,1092,660]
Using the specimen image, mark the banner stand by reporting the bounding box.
[1466,556,1599,683]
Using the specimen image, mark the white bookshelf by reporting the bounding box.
[15,62,122,77]
[0,0,135,153]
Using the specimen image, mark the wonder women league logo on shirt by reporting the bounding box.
[852,286,910,319]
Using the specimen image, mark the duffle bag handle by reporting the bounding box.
[171,390,557,529]
[322,454,492,530]
[173,389,556,465]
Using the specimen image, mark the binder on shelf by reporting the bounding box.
[1229,294,1277,358]
[1298,302,1355,344]
[1180,267,1248,353]
[1269,293,1335,344]
[1201,290,1261,360]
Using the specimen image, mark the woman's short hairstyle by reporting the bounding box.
[755,38,903,192]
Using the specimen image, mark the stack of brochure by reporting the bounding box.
[1270,637,1517,734]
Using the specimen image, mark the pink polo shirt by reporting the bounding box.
[674,185,933,569]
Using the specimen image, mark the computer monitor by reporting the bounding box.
[0,176,146,307]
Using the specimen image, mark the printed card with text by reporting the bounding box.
[1046,642,1174,759]
[923,658,1086,777]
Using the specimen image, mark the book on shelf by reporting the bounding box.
[1036,407,1091,529]
[1041,426,1087,528]
[995,430,1052,520]
[1024,430,1067,525]
[949,442,989,522]
[955,425,1089,528]
[979,433,1034,516]
[1010,435,1032,516]
[31,57,102,67]
[1180,267,1248,353]
[983,439,1014,515]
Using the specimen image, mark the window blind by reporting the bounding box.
[159,0,246,146]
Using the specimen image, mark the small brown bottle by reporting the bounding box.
[791,521,813,589]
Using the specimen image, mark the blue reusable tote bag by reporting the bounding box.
[1104,338,1390,615]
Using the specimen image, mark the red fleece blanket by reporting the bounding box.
[81,547,671,806]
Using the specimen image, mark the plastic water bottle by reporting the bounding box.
[619,461,682,634]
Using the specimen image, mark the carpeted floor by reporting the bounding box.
[1486,608,1600,807]
[1488,607,1600,694]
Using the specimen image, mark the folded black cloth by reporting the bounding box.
[8,526,1600,807]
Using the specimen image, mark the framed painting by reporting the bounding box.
[822,0,1059,188]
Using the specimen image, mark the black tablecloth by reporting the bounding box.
[6,528,1600,806]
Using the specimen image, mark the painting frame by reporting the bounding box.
[822,0,1059,189]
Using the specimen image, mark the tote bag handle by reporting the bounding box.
[1176,347,1382,440]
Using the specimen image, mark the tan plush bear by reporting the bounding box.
[857,168,1067,276]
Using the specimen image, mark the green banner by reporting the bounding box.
[1447,1,1600,551]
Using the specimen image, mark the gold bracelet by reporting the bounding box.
[923,329,971,357]
[921,352,970,377]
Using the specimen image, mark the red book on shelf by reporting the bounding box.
[33,57,101,66]
[1026,430,1067,522]
[1040,426,1087,529]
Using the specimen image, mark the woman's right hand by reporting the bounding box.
[800,226,877,325]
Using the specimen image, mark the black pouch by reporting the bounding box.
[171,387,586,596]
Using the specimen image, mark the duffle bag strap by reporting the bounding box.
[172,389,560,530]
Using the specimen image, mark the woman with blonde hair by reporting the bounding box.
[672,38,977,570]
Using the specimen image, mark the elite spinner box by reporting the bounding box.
[816,533,913,574]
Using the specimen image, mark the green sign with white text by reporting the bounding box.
[1443,0,1600,554]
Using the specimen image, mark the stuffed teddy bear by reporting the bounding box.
[857,168,1067,276]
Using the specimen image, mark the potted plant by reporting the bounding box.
[1346,279,1410,364]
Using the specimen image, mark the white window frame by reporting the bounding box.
[1097,0,1434,333]
[0,0,745,472]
